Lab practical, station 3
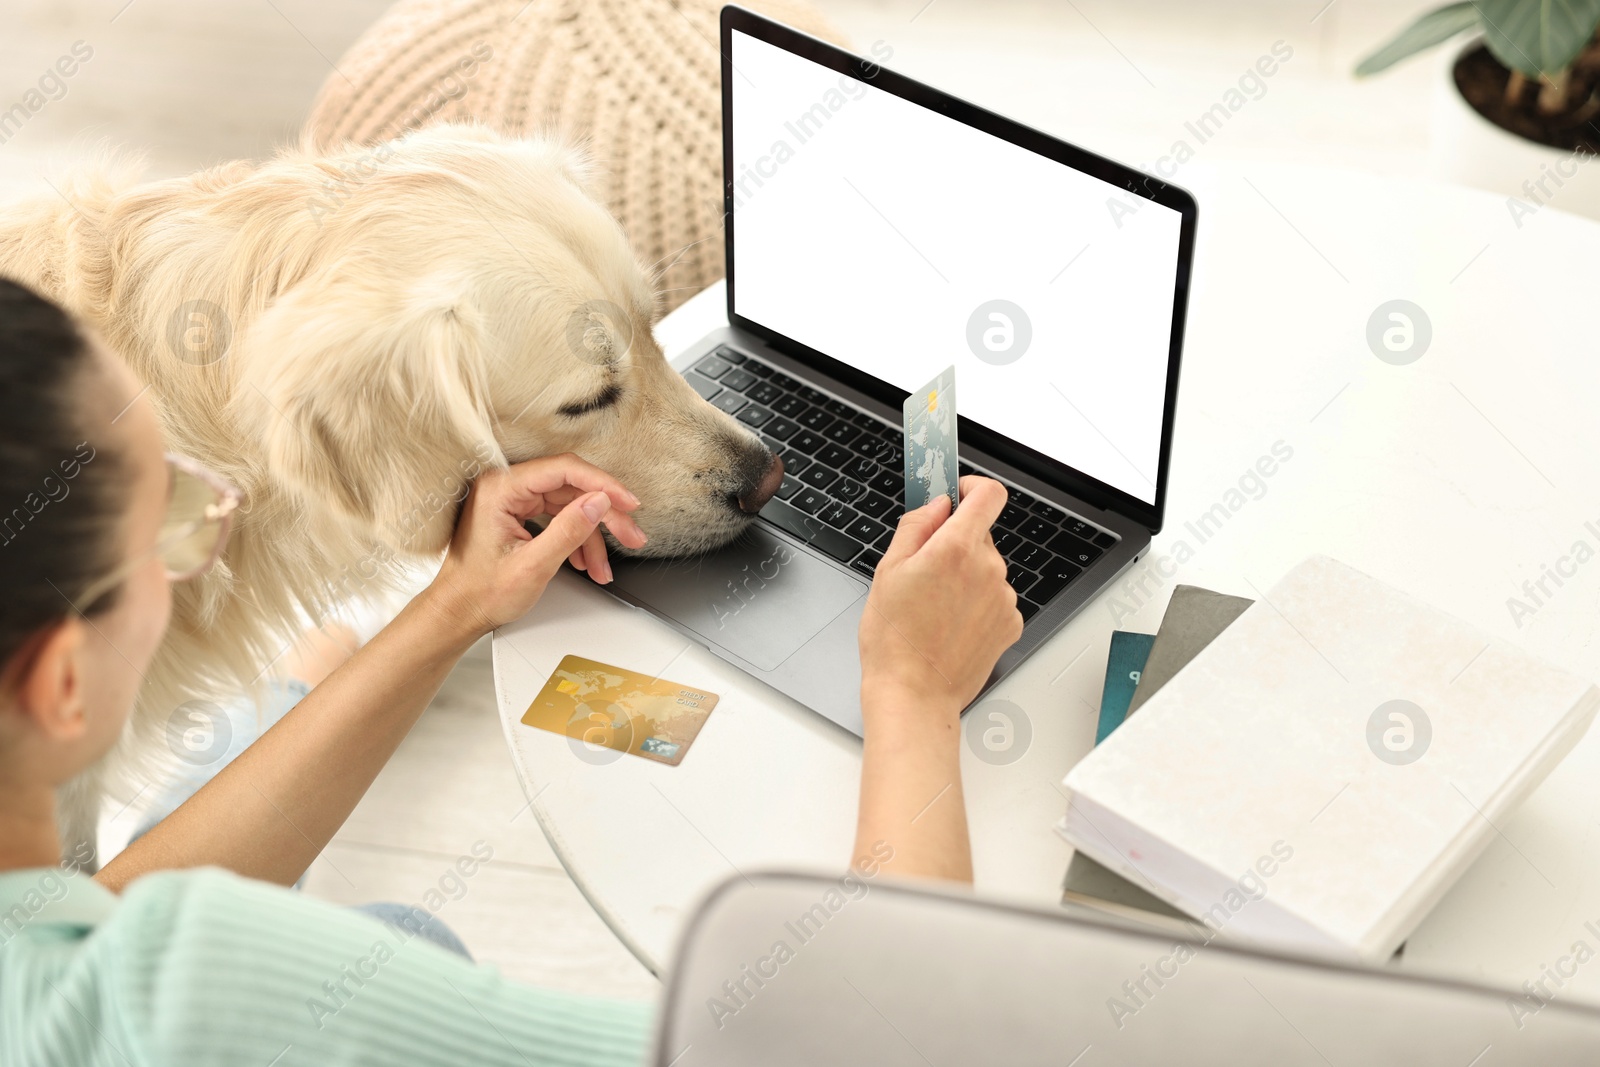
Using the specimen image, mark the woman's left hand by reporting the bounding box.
[425,453,647,641]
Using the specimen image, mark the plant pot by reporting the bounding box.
[1428,38,1600,223]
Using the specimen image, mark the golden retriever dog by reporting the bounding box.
[0,123,783,863]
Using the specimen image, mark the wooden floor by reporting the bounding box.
[6,0,1443,999]
[298,643,662,996]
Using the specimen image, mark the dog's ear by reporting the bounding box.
[233,272,504,553]
[501,133,600,201]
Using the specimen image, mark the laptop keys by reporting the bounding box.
[1017,516,1055,542]
[1046,530,1102,568]
[831,477,867,504]
[817,500,857,529]
[758,498,861,563]
[844,515,887,544]
[851,438,898,467]
[684,372,721,401]
[1006,563,1038,596]
[816,443,855,470]
[797,408,834,431]
[856,492,894,519]
[790,487,828,514]
[1061,517,1098,541]
[824,422,861,446]
[701,348,1118,598]
[772,394,807,417]
[1011,543,1051,571]
[736,406,773,428]
[790,430,827,454]
[867,470,901,497]
[800,466,839,492]
[696,354,732,378]
[1028,561,1082,604]
[839,455,877,481]
[747,381,783,406]
[851,549,883,580]
[996,502,1030,530]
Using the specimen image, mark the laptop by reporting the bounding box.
[608,6,1198,736]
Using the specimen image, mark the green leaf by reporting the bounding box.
[1355,3,1484,77]
[1475,0,1600,77]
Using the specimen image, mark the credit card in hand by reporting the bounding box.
[520,655,718,766]
[903,365,959,511]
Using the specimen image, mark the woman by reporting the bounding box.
[0,278,1021,1065]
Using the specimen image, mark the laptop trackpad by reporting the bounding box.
[609,529,866,671]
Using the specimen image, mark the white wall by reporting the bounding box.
[3,0,1458,192]
[0,0,393,184]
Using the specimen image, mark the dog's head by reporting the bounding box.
[234,125,781,558]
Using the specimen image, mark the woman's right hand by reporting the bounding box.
[425,453,647,645]
[857,476,1023,725]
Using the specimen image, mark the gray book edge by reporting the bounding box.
[1125,584,1253,716]
[1060,852,1201,931]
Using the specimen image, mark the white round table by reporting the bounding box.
[495,160,1600,1002]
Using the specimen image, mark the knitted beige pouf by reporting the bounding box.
[303,0,848,316]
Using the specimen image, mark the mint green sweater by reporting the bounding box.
[0,865,652,1066]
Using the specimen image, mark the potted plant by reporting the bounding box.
[1356,2,1600,222]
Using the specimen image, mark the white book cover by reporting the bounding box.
[1059,555,1599,963]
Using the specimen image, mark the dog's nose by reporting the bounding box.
[737,452,785,514]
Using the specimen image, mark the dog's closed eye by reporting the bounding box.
[557,382,622,417]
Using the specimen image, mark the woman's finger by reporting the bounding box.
[580,527,612,584]
[879,494,952,567]
[500,453,641,516]
[599,506,648,549]
[510,476,647,550]
[568,547,587,572]
[542,490,647,550]
[517,491,611,582]
[942,477,1007,544]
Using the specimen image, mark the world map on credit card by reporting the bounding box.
[903,364,959,511]
[520,655,718,766]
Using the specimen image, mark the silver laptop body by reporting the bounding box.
[608,8,1198,736]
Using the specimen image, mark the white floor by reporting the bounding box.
[7,0,1448,998]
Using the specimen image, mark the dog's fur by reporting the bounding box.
[0,124,777,861]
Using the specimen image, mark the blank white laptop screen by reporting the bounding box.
[729,30,1184,506]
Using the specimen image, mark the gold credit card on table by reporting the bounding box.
[520,655,719,766]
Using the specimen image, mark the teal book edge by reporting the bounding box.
[1097,631,1155,745]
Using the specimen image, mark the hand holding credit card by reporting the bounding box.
[904,365,960,511]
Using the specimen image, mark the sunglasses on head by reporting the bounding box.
[76,454,242,611]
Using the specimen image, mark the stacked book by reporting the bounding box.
[1057,556,1598,963]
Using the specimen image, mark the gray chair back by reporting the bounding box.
[654,871,1600,1065]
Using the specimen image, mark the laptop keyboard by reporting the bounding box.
[685,344,1120,622]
